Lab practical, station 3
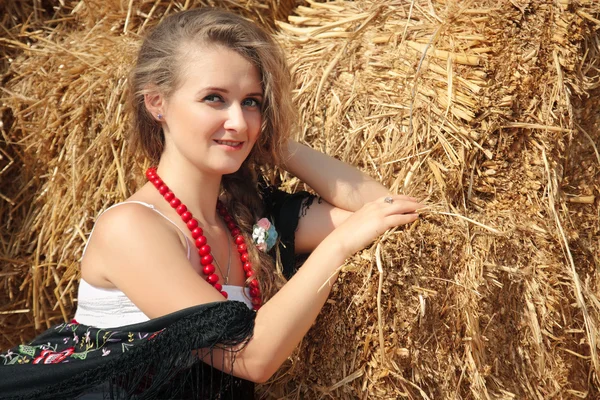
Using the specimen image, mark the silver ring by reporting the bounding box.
[384,196,394,204]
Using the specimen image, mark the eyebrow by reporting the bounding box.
[201,87,263,97]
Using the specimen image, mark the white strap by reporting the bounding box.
[82,201,192,260]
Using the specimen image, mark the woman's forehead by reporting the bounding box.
[175,44,262,92]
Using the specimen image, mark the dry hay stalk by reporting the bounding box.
[264,0,600,398]
[1,0,599,398]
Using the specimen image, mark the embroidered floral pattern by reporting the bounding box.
[252,218,278,252]
[0,321,164,366]
[33,347,75,364]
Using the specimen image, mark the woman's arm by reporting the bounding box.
[283,140,418,253]
[283,140,391,212]
[230,194,421,381]
[94,195,422,383]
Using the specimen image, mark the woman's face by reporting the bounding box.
[159,44,263,175]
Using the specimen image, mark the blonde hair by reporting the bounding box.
[129,8,295,298]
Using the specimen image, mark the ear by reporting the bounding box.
[144,89,166,121]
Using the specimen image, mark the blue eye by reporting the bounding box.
[242,98,261,108]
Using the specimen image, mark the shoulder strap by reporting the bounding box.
[82,201,192,260]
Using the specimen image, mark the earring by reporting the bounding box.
[157,114,163,120]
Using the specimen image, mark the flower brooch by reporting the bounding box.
[252,218,278,252]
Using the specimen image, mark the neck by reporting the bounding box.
[155,159,222,226]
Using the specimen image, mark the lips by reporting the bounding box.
[215,140,243,147]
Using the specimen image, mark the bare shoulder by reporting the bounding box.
[91,203,179,248]
[81,203,183,286]
[82,202,224,318]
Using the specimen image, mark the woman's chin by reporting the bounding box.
[192,152,252,177]
[206,163,245,177]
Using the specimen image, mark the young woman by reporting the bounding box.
[0,8,422,399]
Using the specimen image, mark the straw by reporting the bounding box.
[2,0,600,398]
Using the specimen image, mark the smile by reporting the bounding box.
[215,140,243,148]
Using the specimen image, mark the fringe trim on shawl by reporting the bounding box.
[0,301,256,399]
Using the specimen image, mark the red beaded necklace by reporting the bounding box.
[145,167,262,310]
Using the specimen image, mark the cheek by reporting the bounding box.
[249,114,263,141]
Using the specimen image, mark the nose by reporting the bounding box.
[223,103,248,134]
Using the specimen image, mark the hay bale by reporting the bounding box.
[1,0,599,398]
[262,1,600,398]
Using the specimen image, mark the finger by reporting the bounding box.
[385,200,425,215]
[380,195,421,204]
[385,212,419,228]
[415,205,431,213]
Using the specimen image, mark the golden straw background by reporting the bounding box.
[1,0,599,398]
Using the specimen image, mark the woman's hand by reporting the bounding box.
[324,195,423,257]
[245,195,422,382]
[287,140,414,253]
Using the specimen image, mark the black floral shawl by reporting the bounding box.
[0,301,255,399]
